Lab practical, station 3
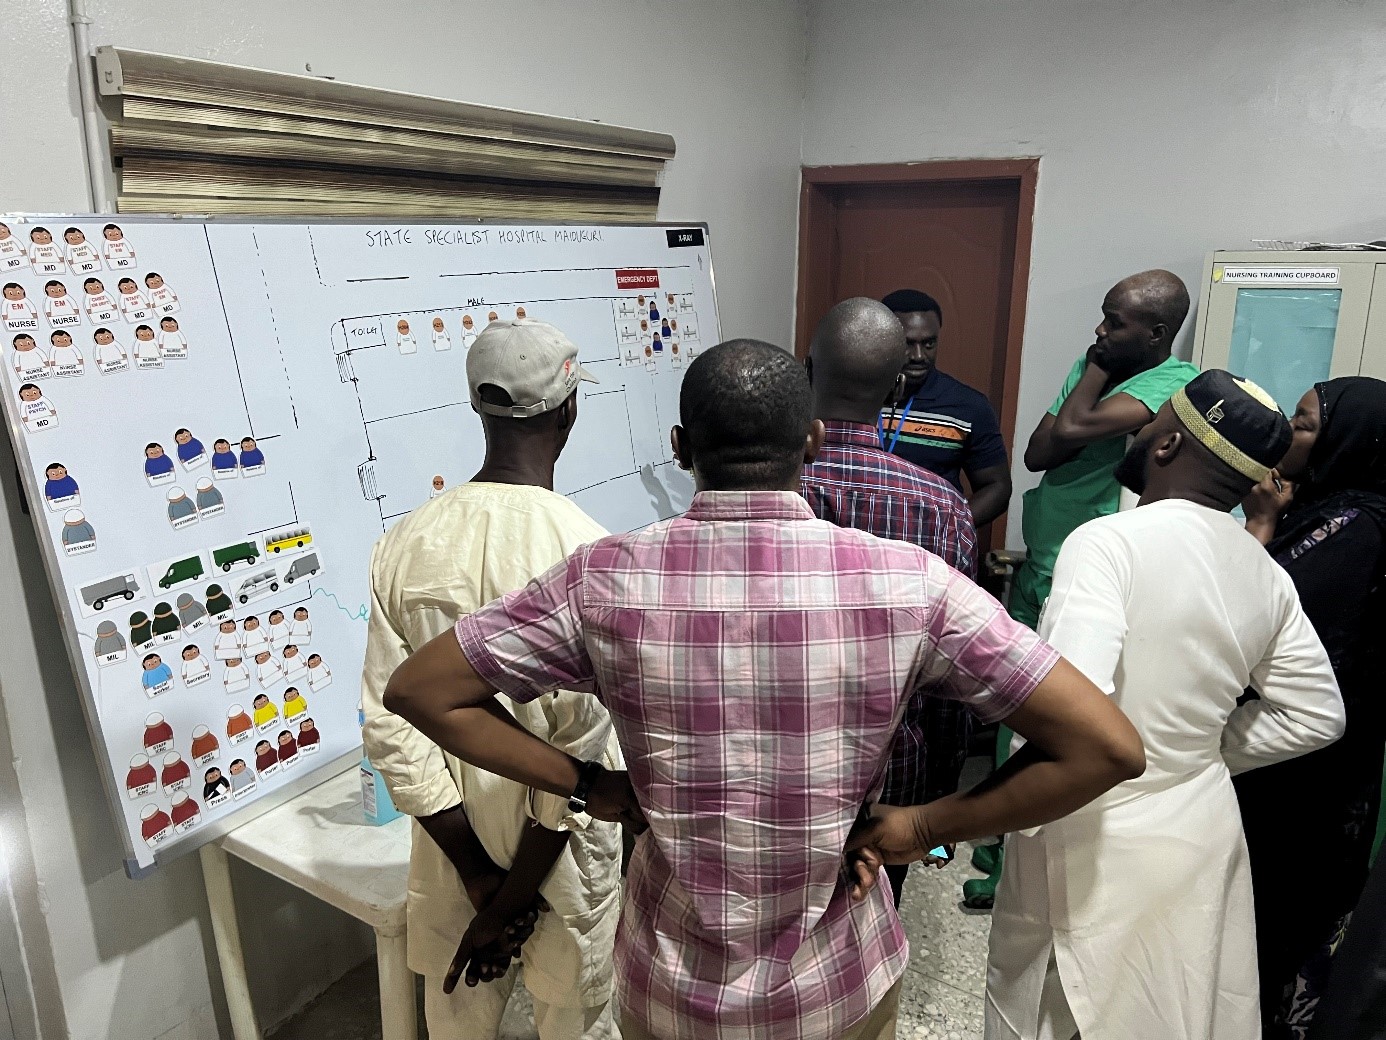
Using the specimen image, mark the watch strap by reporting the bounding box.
[568,760,603,814]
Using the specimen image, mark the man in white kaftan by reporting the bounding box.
[986,371,1346,1040]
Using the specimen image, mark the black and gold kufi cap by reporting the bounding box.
[1171,370,1291,482]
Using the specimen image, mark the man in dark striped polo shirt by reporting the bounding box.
[878,289,1012,527]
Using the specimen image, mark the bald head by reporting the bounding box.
[807,298,907,422]
[1094,269,1191,376]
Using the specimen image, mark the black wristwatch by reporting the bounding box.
[568,760,605,814]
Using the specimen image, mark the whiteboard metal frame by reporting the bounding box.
[0,214,719,877]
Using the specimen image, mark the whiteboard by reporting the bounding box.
[0,215,714,874]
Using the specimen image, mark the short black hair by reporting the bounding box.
[882,289,943,324]
[3,283,21,292]
[103,223,121,232]
[679,339,812,489]
[44,280,64,291]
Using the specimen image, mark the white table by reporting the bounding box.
[200,767,418,1040]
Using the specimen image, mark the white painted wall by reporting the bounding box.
[0,1,809,1037]
[802,0,1386,538]
[26,0,1382,1033]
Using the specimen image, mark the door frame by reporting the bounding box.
[794,158,1040,513]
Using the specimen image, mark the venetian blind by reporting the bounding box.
[93,47,672,221]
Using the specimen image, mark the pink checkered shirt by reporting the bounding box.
[455,491,1059,1040]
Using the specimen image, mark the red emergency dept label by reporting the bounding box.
[615,269,660,290]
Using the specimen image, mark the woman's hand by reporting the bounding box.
[1242,470,1294,545]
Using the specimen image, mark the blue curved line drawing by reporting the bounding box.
[312,586,369,622]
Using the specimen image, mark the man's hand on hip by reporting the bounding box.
[846,803,934,866]
[586,768,649,833]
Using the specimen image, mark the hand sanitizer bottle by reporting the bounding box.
[359,702,403,825]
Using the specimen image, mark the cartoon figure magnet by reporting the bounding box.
[11,333,48,378]
[133,324,161,369]
[222,656,250,695]
[3,283,39,334]
[144,442,175,485]
[144,272,179,315]
[93,620,127,666]
[228,757,256,798]
[238,437,265,476]
[140,652,174,698]
[92,327,129,374]
[42,280,82,329]
[194,477,225,518]
[102,224,136,270]
[60,508,96,556]
[157,316,188,360]
[117,278,152,325]
[63,227,101,275]
[27,227,64,276]
[18,383,58,433]
[0,223,24,272]
[210,439,238,480]
[49,330,84,377]
[174,428,207,470]
[83,278,119,324]
[166,486,199,530]
[181,644,212,687]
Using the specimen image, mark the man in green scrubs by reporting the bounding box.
[966,269,1199,908]
[1012,269,1201,628]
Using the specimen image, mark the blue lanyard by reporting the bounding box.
[878,394,917,455]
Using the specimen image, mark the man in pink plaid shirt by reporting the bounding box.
[387,340,1144,1040]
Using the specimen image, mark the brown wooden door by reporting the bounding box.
[796,160,1038,546]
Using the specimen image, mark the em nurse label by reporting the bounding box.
[1214,265,1340,286]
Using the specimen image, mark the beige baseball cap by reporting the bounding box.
[466,319,597,418]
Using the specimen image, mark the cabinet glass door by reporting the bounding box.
[1227,288,1340,413]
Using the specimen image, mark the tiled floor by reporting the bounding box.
[272,843,994,1039]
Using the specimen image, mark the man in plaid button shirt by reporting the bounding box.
[387,339,1144,1040]
[802,297,979,908]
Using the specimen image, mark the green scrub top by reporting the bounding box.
[1012,354,1201,626]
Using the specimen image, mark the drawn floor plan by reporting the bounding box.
[329,276,703,533]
